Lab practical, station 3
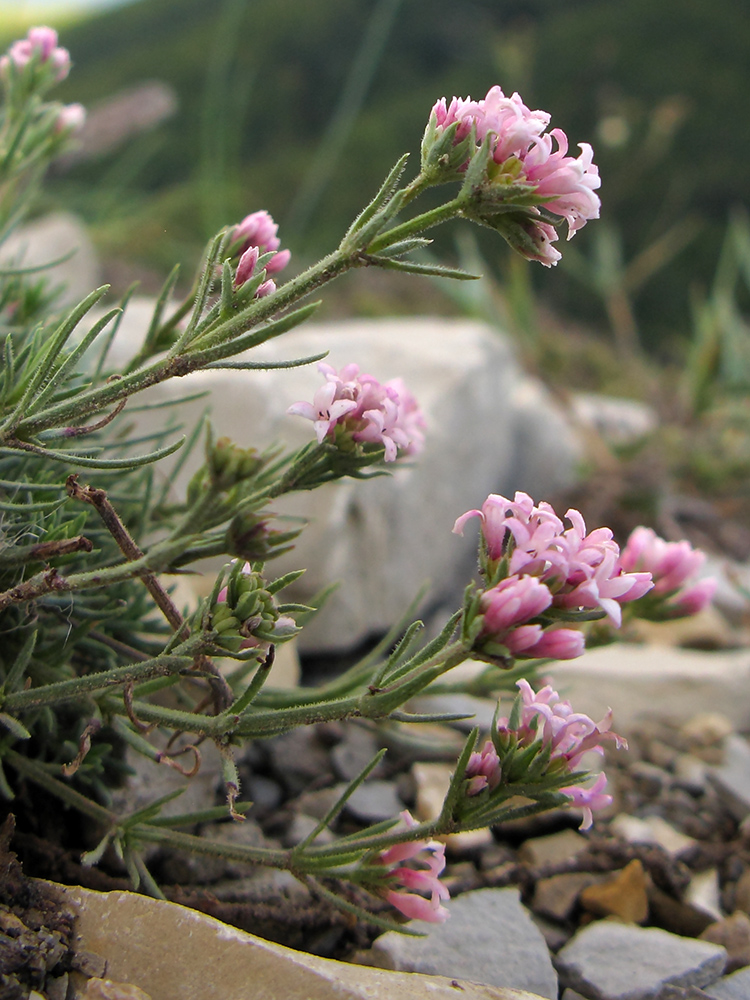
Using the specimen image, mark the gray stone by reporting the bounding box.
[370,887,558,999]
[709,735,750,821]
[267,727,333,795]
[570,392,657,446]
[90,313,581,652]
[345,780,404,823]
[1,211,100,307]
[705,965,750,1000]
[555,922,727,1000]
[331,725,386,781]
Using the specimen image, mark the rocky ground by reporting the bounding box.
[8,678,750,999]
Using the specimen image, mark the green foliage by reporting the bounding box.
[21,0,747,350]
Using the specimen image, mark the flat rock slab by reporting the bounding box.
[548,645,750,733]
[555,922,727,1000]
[61,885,547,1000]
[705,965,750,999]
[369,887,558,999]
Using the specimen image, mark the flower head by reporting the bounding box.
[380,811,450,923]
[1,27,71,83]
[617,527,716,618]
[55,102,86,134]
[425,85,600,262]
[287,362,425,462]
[455,492,653,629]
[229,210,290,291]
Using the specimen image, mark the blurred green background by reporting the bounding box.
[2,0,748,363]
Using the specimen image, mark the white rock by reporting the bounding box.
[685,869,723,922]
[1,211,100,308]
[548,644,750,733]
[610,814,696,857]
[570,392,657,445]
[91,313,581,652]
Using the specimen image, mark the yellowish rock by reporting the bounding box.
[412,761,493,852]
[579,859,649,924]
[81,979,153,1000]
[63,885,548,1000]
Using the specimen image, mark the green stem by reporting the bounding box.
[3,643,203,713]
[5,750,115,824]
[368,197,464,254]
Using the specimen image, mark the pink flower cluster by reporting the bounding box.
[466,679,623,829]
[379,811,450,923]
[0,27,70,83]
[618,527,716,617]
[430,86,601,265]
[288,363,425,462]
[454,493,653,658]
[229,210,291,296]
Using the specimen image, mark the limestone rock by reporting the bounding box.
[62,885,544,1000]
[705,965,750,1000]
[0,211,100,308]
[579,859,650,924]
[92,314,580,652]
[412,761,493,852]
[369,887,558,999]
[548,645,750,733]
[555,922,727,1000]
[570,392,657,446]
[610,814,696,857]
[687,870,724,922]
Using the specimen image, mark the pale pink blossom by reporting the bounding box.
[287,363,425,462]
[522,131,601,238]
[490,680,624,828]
[466,740,502,795]
[667,578,717,616]
[55,103,86,134]
[428,86,600,241]
[479,576,553,638]
[1,27,71,82]
[234,246,259,288]
[561,772,612,830]
[380,811,450,923]
[520,626,585,660]
[617,526,715,618]
[230,210,290,284]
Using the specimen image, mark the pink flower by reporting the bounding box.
[479,576,552,639]
[667,578,717,616]
[466,740,502,795]
[520,626,585,660]
[230,210,290,287]
[287,363,425,462]
[380,811,450,923]
[428,86,600,244]
[617,526,716,619]
[1,27,71,82]
[55,103,86,134]
[522,131,601,239]
[509,679,627,769]
[561,772,612,830]
[234,246,259,288]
